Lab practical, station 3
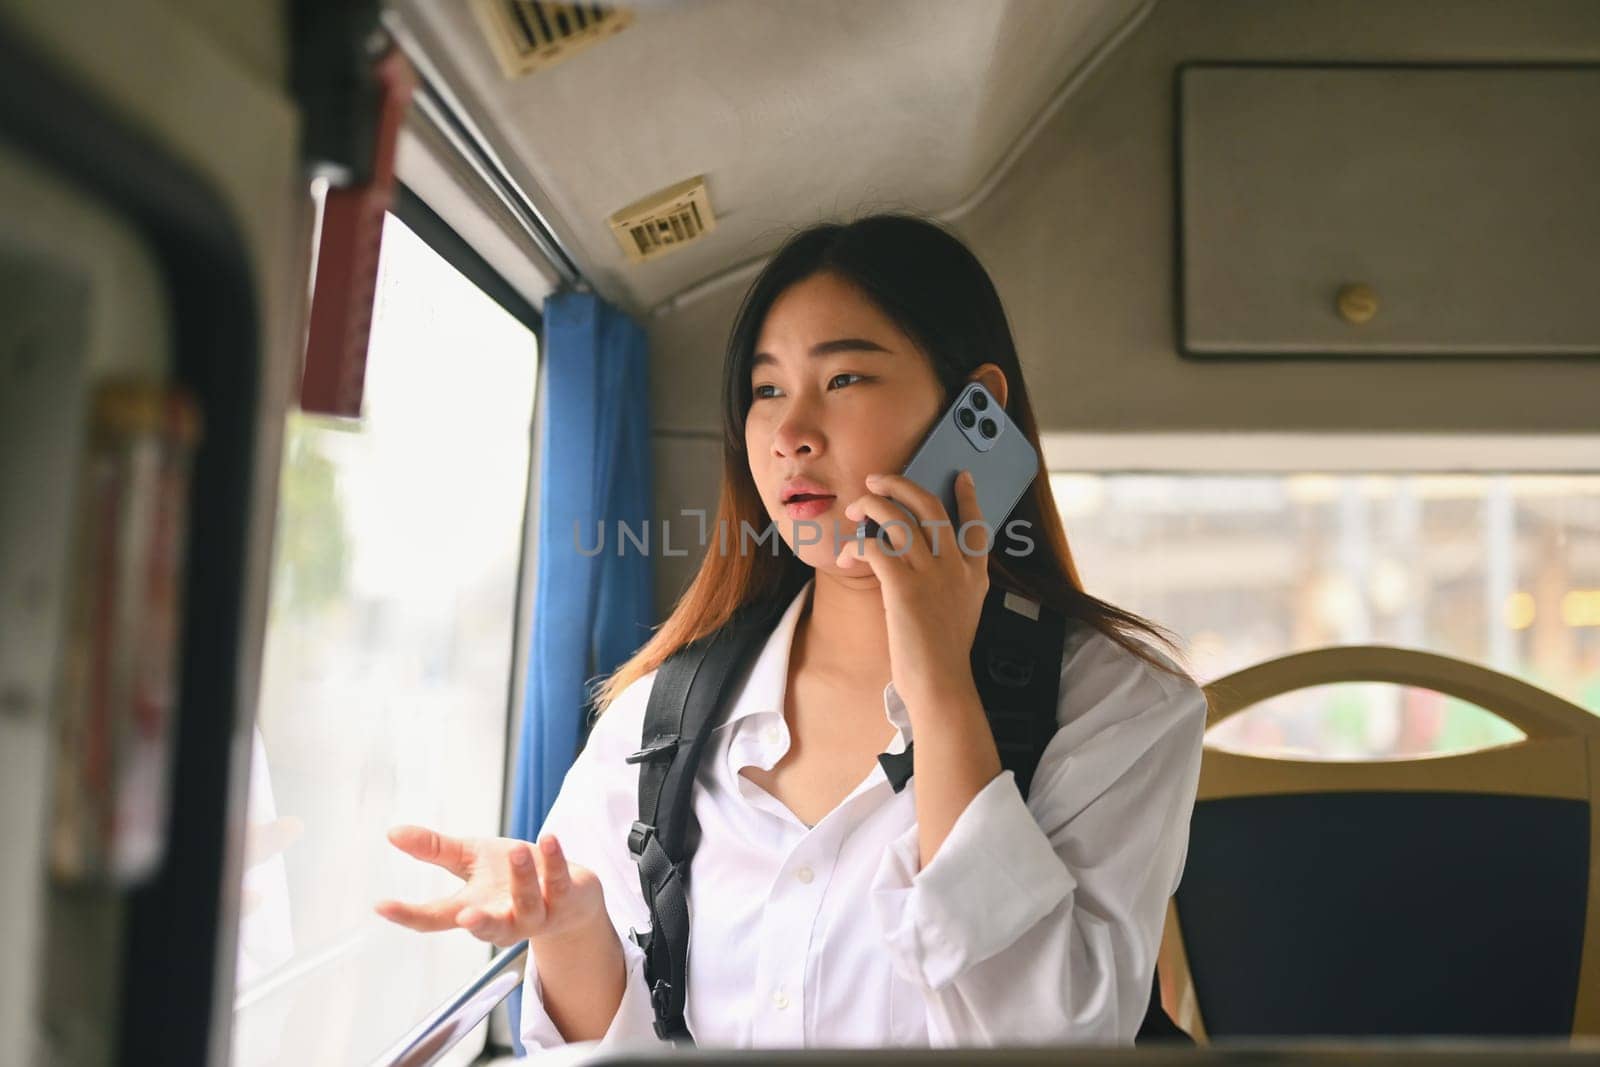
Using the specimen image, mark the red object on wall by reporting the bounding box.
[300,46,416,417]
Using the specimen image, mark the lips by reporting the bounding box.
[780,477,835,506]
[780,477,836,522]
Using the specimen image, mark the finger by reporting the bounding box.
[842,494,923,561]
[385,825,472,879]
[834,526,902,581]
[509,841,545,928]
[952,468,985,526]
[865,472,949,529]
[952,470,992,561]
[374,891,470,933]
[533,835,571,903]
[457,903,518,947]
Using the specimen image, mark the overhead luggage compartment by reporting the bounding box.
[1179,65,1600,358]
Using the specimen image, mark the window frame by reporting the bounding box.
[392,183,542,336]
[1041,432,1600,474]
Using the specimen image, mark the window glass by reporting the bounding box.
[1053,474,1600,758]
[232,214,537,1066]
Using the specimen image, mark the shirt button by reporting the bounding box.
[772,988,789,1010]
[795,865,814,884]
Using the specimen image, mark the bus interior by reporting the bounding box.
[1,0,1598,1064]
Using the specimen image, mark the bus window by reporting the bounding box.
[1052,473,1600,758]
[231,211,538,1066]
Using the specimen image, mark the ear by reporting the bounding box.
[967,364,1009,409]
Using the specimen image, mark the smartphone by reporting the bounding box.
[857,381,1038,552]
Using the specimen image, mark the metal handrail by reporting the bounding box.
[369,941,529,1067]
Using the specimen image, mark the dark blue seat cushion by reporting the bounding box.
[1177,791,1588,1037]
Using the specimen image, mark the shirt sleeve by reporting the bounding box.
[518,674,670,1055]
[868,631,1207,1047]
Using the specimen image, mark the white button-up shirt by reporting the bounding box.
[519,577,1206,1052]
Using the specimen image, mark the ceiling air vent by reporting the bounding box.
[469,1,634,79]
[608,177,717,264]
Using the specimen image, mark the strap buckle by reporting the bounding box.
[628,820,656,858]
[986,648,1035,688]
[626,736,681,764]
[649,978,675,1037]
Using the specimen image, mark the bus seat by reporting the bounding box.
[1158,646,1600,1041]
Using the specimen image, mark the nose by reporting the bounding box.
[771,403,823,459]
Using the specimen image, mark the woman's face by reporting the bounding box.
[744,271,946,573]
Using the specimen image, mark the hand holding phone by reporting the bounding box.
[857,381,1038,556]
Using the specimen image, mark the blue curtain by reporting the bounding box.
[508,290,654,1050]
[513,289,655,837]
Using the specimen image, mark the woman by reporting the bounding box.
[376,215,1206,1050]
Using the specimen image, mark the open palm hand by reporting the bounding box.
[375,825,606,949]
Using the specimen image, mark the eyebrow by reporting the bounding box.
[751,337,893,369]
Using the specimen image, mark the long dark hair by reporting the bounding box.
[594,213,1183,712]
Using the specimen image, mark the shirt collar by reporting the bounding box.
[717,575,914,751]
[717,576,812,735]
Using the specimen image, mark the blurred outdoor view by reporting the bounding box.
[1055,473,1600,760]
[232,214,537,1066]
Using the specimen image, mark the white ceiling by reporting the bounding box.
[394,0,1150,314]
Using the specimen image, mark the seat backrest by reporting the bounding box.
[1160,646,1600,1042]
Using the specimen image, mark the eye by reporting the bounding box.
[827,372,864,390]
[752,383,782,400]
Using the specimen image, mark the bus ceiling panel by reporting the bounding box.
[385,0,1153,313]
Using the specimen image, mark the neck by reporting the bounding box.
[796,570,893,686]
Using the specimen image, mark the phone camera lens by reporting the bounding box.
[979,417,998,439]
[958,407,977,429]
[969,390,989,411]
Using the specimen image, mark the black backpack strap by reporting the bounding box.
[626,579,802,1043]
[878,584,1065,798]
[970,586,1068,799]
